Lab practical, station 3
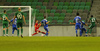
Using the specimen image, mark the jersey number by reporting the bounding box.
[17,13,22,19]
[3,15,6,20]
[92,18,95,22]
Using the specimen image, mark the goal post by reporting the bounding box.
[0,6,32,36]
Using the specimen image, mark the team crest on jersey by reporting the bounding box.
[17,13,22,19]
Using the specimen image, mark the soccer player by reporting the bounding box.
[13,7,26,38]
[74,13,82,37]
[87,15,98,36]
[41,16,50,36]
[9,18,17,36]
[0,10,10,36]
[70,21,88,36]
[32,20,46,36]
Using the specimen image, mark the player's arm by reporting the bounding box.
[0,18,2,20]
[9,19,13,24]
[23,15,26,25]
[13,16,16,24]
[70,22,76,25]
[88,20,90,23]
[46,21,50,24]
[88,18,91,23]
[79,17,82,23]
[38,22,41,27]
[34,24,37,27]
[96,18,99,23]
[6,17,10,22]
[85,23,88,26]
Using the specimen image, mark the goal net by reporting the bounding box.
[0,6,31,36]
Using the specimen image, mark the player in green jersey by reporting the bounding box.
[87,15,98,36]
[0,10,10,36]
[13,8,26,38]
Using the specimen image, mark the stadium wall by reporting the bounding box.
[0,26,100,37]
[34,26,100,37]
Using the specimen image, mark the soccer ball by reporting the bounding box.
[41,34,44,36]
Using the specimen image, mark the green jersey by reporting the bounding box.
[89,17,96,25]
[1,13,8,24]
[15,11,24,23]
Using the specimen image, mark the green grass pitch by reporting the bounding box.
[0,37,100,51]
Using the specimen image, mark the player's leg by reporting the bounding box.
[3,24,5,36]
[83,28,87,36]
[44,27,49,36]
[12,27,16,36]
[79,25,82,37]
[75,25,78,37]
[90,26,95,36]
[21,27,23,35]
[21,23,23,38]
[32,31,38,36]
[41,32,46,34]
[87,24,92,34]
[15,27,17,30]
[80,29,82,37]
[17,23,20,36]
[89,24,94,36]
[39,30,46,34]
[12,27,16,34]
[6,24,9,36]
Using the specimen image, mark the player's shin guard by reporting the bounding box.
[21,28,23,35]
[17,29,19,36]
[6,29,8,34]
[3,30,5,35]
[80,30,82,36]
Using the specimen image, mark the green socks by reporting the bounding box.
[17,29,19,36]
[6,29,8,34]
[3,30,5,35]
[87,29,92,34]
[87,29,89,34]
[21,28,23,35]
[90,29,92,34]
[17,28,23,36]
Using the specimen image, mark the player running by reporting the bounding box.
[9,18,17,36]
[74,13,82,37]
[41,16,50,36]
[87,15,98,36]
[32,20,46,36]
[70,21,88,37]
[0,10,10,36]
[13,7,26,38]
